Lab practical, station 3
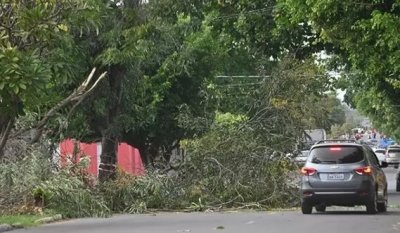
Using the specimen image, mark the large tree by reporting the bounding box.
[277,0,400,138]
[59,1,228,178]
[0,0,104,157]
[1,0,339,182]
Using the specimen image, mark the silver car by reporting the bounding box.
[374,148,386,163]
[385,146,400,168]
[300,140,388,214]
[294,150,310,164]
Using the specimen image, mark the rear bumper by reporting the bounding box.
[301,190,372,206]
[385,158,400,164]
[385,158,400,165]
[301,181,375,206]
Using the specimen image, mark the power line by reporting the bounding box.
[217,75,266,78]
[215,74,330,78]
[214,82,264,87]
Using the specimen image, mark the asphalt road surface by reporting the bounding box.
[11,168,400,233]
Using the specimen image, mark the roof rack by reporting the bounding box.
[315,139,357,144]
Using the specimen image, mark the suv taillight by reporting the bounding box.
[301,167,316,176]
[354,166,373,175]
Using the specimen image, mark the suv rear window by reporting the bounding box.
[388,149,400,153]
[309,146,364,164]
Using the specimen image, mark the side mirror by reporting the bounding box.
[380,161,388,168]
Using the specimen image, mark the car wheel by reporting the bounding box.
[366,191,378,214]
[377,201,387,212]
[395,165,399,169]
[378,189,388,213]
[301,202,312,214]
[397,180,400,192]
[315,204,326,212]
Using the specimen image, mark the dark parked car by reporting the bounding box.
[300,140,388,214]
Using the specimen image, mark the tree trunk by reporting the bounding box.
[99,135,118,182]
[0,118,14,159]
[136,142,152,167]
[98,65,124,181]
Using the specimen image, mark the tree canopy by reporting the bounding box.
[277,0,400,139]
[1,0,348,179]
[0,0,104,155]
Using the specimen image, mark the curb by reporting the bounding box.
[0,224,13,233]
[0,224,22,233]
[0,214,62,233]
[34,214,63,224]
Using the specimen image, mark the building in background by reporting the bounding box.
[56,139,145,177]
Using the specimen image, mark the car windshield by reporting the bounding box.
[309,146,364,164]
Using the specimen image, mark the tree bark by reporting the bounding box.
[0,118,14,159]
[135,142,151,167]
[98,65,124,181]
[98,135,118,182]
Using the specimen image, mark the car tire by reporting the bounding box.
[397,180,400,192]
[315,204,326,212]
[377,201,387,212]
[366,192,378,214]
[301,202,312,214]
[378,189,388,213]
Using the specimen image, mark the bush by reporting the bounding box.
[0,120,300,217]
[37,169,111,218]
[0,147,110,217]
[177,122,299,210]
[0,149,52,215]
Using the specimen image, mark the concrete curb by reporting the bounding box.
[0,224,13,233]
[0,214,62,233]
[34,214,63,224]
[0,223,22,233]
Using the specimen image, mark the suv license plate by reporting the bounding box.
[327,173,344,180]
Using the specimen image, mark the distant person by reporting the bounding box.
[371,128,377,139]
[380,136,389,149]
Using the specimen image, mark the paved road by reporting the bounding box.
[11,168,400,233]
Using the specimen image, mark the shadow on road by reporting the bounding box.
[312,209,400,216]
[389,191,400,195]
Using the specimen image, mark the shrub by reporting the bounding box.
[177,117,300,210]
[101,170,185,213]
[38,169,111,218]
[0,149,52,215]
[0,119,300,217]
[0,147,110,217]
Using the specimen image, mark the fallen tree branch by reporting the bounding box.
[29,68,107,143]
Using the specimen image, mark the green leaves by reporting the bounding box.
[0,0,104,112]
[0,46,51,115]
[277,0,400,139]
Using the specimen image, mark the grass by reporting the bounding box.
[0,214,52,227]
